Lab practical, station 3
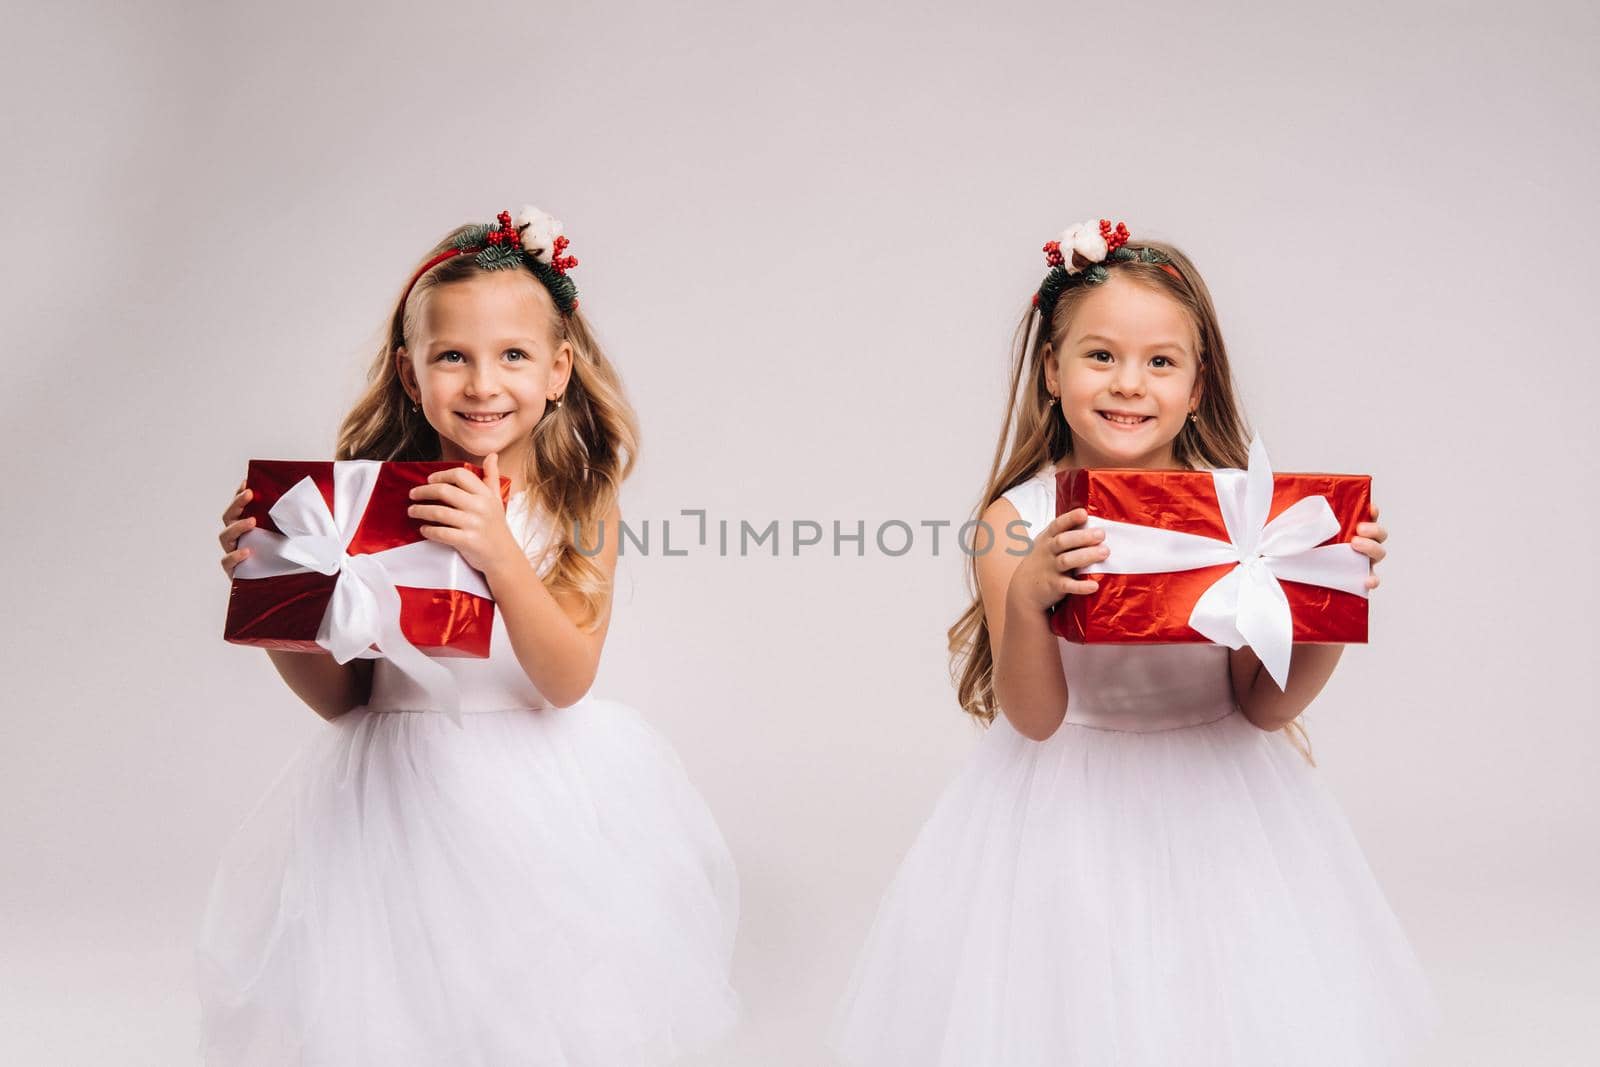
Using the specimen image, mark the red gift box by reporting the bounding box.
[1046,438,1371,688]
[224,459,512,658]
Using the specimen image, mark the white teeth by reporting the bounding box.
[459,412,508,423]
[1100,412,1150,426]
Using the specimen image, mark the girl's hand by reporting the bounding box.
[219,477,256,579]
[1351,501,1387,592]
[1007,507,1107,613]
[407,452,522,575]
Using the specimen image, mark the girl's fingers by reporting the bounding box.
[1350,536,1386,563]
[1057,543,1110,572]
[1355,521,1387,543]
[410,481,476,510]
[414,524,459,548]
[225,489,252,521]
[220,546,251,577]
[1051,525,1106,554]
[430,465,485,492]
[223,486,252,523]
[1056,574,1100,598]
[1047,508,1089,533]
[218,516,256,550]
[407,503,467,527]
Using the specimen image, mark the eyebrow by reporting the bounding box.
[1075,333,1190,353]
[427,338,538,350]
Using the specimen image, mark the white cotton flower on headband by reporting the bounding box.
[1058,220,1110,274]
[514,205,565,265]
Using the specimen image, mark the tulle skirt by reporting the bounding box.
[832,709,1438,1067]
[196,698,739,1066]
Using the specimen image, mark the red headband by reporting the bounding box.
[398,208,580,317]
[400,246,470,311]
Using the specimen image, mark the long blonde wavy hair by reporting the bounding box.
[947,238,1315,765]
[336,224,640,631]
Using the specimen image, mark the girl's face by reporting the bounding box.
[397,271,573,478]
[1044,274,1203,470]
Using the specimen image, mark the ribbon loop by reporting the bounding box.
[1079,435,1369,691]
[268,484,342,576]
[235,465,468,725]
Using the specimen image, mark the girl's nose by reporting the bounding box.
[466,367,500,397]
[1110,367,1146,396]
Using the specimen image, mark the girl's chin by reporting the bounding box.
[1068,429,1175,467]
[439,435,526,464]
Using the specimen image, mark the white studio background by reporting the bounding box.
[3,2,1595,1063]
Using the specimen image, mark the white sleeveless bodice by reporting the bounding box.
[367,491,562,714]
[1000,467,1241,733]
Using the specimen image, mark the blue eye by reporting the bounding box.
[1151,356,1173,368]
[504,349,527,361]
[437,351,464,364]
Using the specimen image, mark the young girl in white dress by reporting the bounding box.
[201,206,739,1065]
[832,220,1438,1066]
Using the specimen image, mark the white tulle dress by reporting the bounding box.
[831,466,1438,1067]
[196,491,740,1066]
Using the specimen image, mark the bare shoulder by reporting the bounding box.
[980,493,1021,530]
[977,494,1024,574]
[975,494,1028,634]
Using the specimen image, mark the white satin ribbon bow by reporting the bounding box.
[1077,436,1370,691]
[234,461,494,725]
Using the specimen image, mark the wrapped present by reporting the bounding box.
[1048,436,1371,690]
[224,459,512,723]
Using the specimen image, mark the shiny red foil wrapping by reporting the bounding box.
[1048,467,1371,645]
[223,460,513,658]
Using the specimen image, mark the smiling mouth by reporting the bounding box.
[1098,411,1153,427]
[457,412,511,424]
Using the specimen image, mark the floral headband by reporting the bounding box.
[1032,219,1182,320]
[400,204,580,316]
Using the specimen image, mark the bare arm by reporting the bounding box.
[1228,644,1345,731]
[262,651,374,722]
[1227,498,1387,731]
[976,497,1106,742]
[995,594,1070,741]
[479,500,620,708]
[407,454,621,709]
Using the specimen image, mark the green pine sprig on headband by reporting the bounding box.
[401,205,582,316]
[1032,219,1179,320]
[452,223,492,251]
